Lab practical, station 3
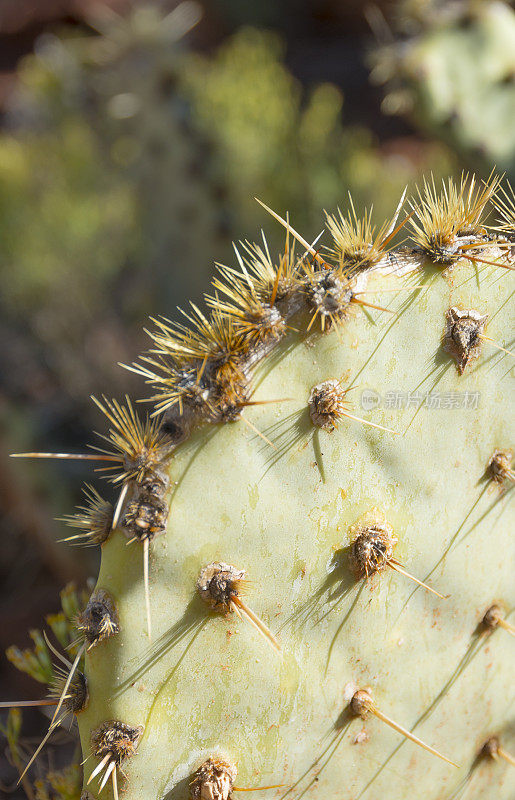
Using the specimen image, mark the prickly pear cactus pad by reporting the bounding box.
[10,175,515,800]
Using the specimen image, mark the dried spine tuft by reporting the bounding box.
[49,667,88,715]
[323,191,408,273]
[91,720,143,766]
[349,689,458,766]
[308,379,350,431]
[197,562,280,652]
[89,720,143,797]
[122,476,169,543]
[77,589,119,647]
[487,449,514,485]
[190,757,237,800]
[347,511,446,598]
[409,173,500,265]
[207,241,292,348]
[349,515,397,578]
[197,562,247,614]
[308,381,396,435]
[482,605,515,636]
[59,484,113,546]
[443,307,488,374]
[91,395,172,483]
[302,264,353,331]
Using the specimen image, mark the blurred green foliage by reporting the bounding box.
[6,583,88,685]
[0,709,27,793]
[0,8,453,367]
[0,706,81,799]
[1,582,86,798]
[0,123,135,312]
[184,26,455,235]
[33,762,81,800]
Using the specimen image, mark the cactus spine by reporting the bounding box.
[5,174,515,800]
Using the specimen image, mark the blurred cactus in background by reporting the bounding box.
[184,26,453,233]
[369,0,515,179]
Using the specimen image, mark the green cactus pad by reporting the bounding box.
[78,252,514,799]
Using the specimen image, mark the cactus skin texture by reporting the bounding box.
[10,176,515,799]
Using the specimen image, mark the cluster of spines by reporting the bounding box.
[4,171,514,797]
[87,721,143,798]
[0,586,120,786]
[58,485,113,547]
[323,190,407,271]
[10,173,507,461]
[123,172,513,436]
[490,181,515,242]
[408,172,502,263]
[11,394,174,639]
